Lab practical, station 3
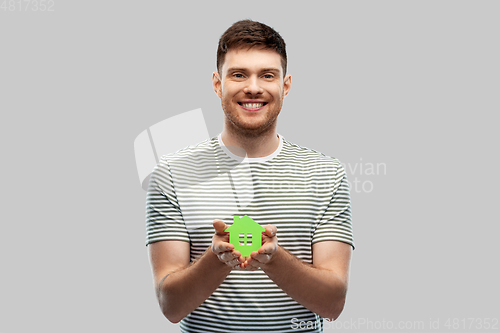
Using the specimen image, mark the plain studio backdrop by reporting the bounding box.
[1,1,498,332]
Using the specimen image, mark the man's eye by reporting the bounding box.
[234,73,244,78]
[263,74,274,79]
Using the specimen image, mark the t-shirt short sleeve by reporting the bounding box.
[312,163,355,249]
[145,156,189,245]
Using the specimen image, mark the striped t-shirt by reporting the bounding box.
[146,134,354,332]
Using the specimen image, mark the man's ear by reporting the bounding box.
[212,72,222,98]
[283,74,291,98]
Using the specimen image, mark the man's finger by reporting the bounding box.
[264,224,277,237]
[220,250,240,262]
[226,257,242,267]
[233,260,247,270]
[213,219,228,235]
[251,252,272,264]
[245,255,254,264]
[212,241,234,254]
[257,242,276,255]
[244,257,261,270]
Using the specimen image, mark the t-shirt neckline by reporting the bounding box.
[217,133,283,163]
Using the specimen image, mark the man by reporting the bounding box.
[146,20,354,332]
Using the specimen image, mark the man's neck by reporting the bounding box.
[221,127,280,159]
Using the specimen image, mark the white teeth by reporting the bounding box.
[241,103,264,109]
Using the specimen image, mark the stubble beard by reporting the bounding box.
[221,97,283,139]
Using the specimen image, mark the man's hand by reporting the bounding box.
[212,219,246,270]
[244,224,278,271]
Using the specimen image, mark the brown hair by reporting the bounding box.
[216,20,287,76]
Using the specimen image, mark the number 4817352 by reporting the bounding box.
[1,0,55,11]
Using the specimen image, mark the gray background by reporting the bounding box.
[1,1,498,332]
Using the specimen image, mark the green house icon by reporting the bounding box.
[224,215,266,256]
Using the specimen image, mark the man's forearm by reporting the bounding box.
[158,247,232,323]
[260,246,348,320]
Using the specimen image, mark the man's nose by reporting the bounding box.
[243,76,263,95]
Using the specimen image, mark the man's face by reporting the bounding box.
[213,47,291,137]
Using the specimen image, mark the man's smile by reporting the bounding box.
[238,101,268,111]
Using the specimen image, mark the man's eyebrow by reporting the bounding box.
[260,68,281,73]
[226,67,281,74]
[226,67,247,72]
[225,67,247,75]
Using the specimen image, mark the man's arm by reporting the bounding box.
[148,220,245,323]
[245,229,352,320]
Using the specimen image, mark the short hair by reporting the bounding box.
[216,19,287,76]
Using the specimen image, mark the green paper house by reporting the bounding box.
[225,215,265,256]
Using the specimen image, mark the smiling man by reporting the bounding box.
[216,46,288,143]
[146,20,354,332]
